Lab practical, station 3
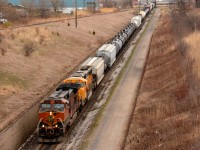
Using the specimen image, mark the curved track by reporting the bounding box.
[20,10,154,150]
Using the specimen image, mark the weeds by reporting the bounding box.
[39,35,45,44]
[3,22,12,28]
[0,33,4,43]
[10,33,15,40]
[35,27,40,36]
[23,40,36,57]
[96,36,105,45]
[92,31,96,35]
[0,72,28,88]
[1,48,6,56]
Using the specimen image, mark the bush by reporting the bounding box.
[1,48,6,56]
[10,33,15,40]
[23,41,36,57]
[35,27,40,36]
[92,31,96,35]
[3,22,12,28]
[0,33,4,43]
[39,35,45,45]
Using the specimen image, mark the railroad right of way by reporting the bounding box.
[86,9,160,150]
[19,8,157,150]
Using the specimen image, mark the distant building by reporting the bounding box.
[9,0,99,8]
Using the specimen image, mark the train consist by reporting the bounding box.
[37,3,156,142]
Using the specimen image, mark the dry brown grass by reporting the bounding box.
[124,8,200,150]
[0,85,21,97]
[16,27,52,44]
[185,32,200,77]
[99,8,119,13]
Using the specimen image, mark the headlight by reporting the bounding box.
[42,125,45,128]
[55,124,58,128]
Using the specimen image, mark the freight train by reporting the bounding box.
[37,3,156,142]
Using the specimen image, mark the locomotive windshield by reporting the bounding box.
[53,104,64,111]
[40,104,52,112]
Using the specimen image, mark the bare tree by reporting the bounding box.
[0,0,8,13]
[116,0,132,8]
[168,0,197,34]
[0,0,8,5]
[50,0,64,12]
[38,0,50,18]
[0,0,20,22]
[21,0,35,17]
[196,0,200,7]
[169,0,190,15]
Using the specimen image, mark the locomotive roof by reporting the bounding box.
[48,89,73,102]
[43,83,82,103]
[56,83,82,91]
[72,66,92,78]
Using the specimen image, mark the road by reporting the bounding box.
[86,9,160,150]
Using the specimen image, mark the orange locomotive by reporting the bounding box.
[37,66,94,142]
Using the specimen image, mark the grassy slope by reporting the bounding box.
[124,8,200,150]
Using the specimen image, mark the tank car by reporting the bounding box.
[111,37,123,54]
[131,15,142,28]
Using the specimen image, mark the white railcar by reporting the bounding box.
[131,15,142,28]
[111,38,123,54]
[81,57,105,86]
[139,11,146,19]
[96,44,117,69]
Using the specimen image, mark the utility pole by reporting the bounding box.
[74,0,77,28]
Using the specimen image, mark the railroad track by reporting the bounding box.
[20,10,153,150]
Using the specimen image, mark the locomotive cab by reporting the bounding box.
[37,89,76,142]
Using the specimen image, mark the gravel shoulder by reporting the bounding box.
[86,9,160,150]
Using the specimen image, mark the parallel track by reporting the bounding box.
[20,10,153,150]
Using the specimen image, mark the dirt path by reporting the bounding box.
[86,9,160,150]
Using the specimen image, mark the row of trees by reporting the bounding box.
[102,0,132,8]
[0,0,66,19]
[21,0,65,13]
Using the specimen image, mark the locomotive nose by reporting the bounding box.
[50,129,54,134]
[46,128,54,135]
